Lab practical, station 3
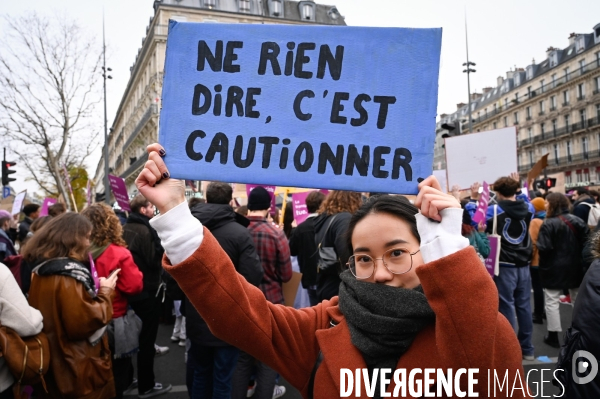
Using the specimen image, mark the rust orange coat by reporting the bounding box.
[164,228,529,398]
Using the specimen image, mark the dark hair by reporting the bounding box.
[0,216,10,229]
[23,203,40,216]
[492,177,520,197]
[188,197,206,208]
[590,190,600,202]
[130,194,150,214]
[576,188,590,196]
[346,195,420,253]
[48,203,66,217]
[236,205,248,216]
[22,213,92,263]
[305,191,325,214]
[283,201,294,239]
[206,182,233,205]
[546,192,570,217]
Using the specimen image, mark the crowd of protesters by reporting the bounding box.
[2,147,600,399]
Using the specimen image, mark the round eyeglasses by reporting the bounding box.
[347,248,420,280]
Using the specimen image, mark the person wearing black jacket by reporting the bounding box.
[313,191,362,302]
[554,231,600,398]
[17,203,40,243]
[485,176,534,360]
[289,191,325,306]
[122,194,172,398]
[187,182,263,399]
[537,193,590,349]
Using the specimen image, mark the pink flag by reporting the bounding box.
[40,197,58,217]
[108,175,131,211]
[291,191,312,224]
[472,182,490,226]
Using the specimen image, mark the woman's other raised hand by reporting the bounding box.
[414,176,461,222]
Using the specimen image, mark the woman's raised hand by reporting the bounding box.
[135,143,186,215]
[414,175,461,222]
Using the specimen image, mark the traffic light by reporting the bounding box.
[534,178,557,191]
[1,160,16,186]
[441,121,462,139]
[545,178,557,189]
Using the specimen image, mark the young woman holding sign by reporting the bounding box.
[137,144,527,399]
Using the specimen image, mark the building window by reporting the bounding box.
[528,128,533,140]
[578,83,585,100]
[565,67,570,81]
[540,79,545,93]
[529,151,534,167]
[563,90,570,105]
[268,0,283,17]
[504,116,508,127]
[238,0,251,12]
[504,98,509,108]
[567,140,572,161]
[566,173,572,184]
[551,95,557,110]
[597,103,600,120]
[554,144,559,164]
[580,109,587,128]
[584,168,590,182]
[539,100,545,114]
[580,59,586,74]
[514,112,519,124]
[595,76,600,92]
[203,0,217,8]
[576,170,583,183]
[552,73,557,87]
[541,123,546,137]
[565,114,571,132]
[583,137,589,159]
[299,1,316,21]
[526,106,531,119]
[552,119,557,134]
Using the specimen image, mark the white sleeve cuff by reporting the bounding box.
[150,201,204,265]
[415,208,469,264]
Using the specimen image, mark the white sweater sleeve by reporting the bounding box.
[415,208,470,264]
[149,200,204,265]
[0,265,43,337]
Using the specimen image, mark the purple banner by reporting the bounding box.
[292,191,312,225]
[472,182,490,226]
[246,184,277,216]
[108,175,131,211]
[484,235,500,277]
[40,197,58,217]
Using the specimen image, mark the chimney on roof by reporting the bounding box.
[546,46,556,57]
[569,32,578,45]
[470,93,483,101]
[456,102,466,110]
[482,87,493,94]
[497,76,504,86]
[506,70,514,80]
[516,67,525,72]
[440,113,448,118]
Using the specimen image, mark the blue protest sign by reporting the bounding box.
[159,22,441,194]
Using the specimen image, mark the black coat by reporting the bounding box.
[572,195,596,225]
[537,212,589,289]
[313,212,352,302]
[554,253,600,398]
[289,215,319,289]
[186,203,263,346]
[485,200,533,266]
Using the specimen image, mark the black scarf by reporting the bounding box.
[338,270,436,372]
[127,212,164,258]
[33,258,96,298]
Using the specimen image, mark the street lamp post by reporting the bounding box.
[102,15,112,205]
[462,18,476,134]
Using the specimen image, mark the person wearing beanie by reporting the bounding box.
[231,186,292,399]
[529,197,546,324]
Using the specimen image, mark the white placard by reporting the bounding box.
[11,190,27,216]
[445,127,518,190]
[433,169,448,193]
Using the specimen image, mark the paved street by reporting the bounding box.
[124,298,573,398]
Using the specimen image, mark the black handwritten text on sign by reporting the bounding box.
[159,22,441,194]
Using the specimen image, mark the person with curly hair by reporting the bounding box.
[313,190,363,302]
[81,204,143,399]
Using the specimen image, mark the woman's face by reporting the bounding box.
[351,212,423,288]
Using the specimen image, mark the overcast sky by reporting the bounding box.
[2,0,600,195]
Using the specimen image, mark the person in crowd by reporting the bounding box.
[0,211,17,264]
[537,193,589,348]
[229,186,291,399]
[0,262,44,399]
[589,190,600,203]
[486,176,534,360]
[235,205,248,216]
[47,202,66,218]
[122,195,172,398]
[282,201,310,309]
[461,209,489,259]
[133,144,529,398]
[571,188,596,224]
[81,204,144,399]
[17,204,40,243]
[289,191,326,306]
[114,209,128,226]
[528,197,546,325]
[187,182,263,399]
[14,215,53,296]
[23,213,118,398]
[188,197,205,209]
[313,190,362,301]
[554,229,600,398]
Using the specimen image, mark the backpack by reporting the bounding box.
[0,324,50,394]
[3,255,23,289]
[582,202,600,228]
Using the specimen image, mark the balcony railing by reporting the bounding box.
[122,103,159,154]
[577,95,585,101]
[539,111,545,116]
[120,152,149,180]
